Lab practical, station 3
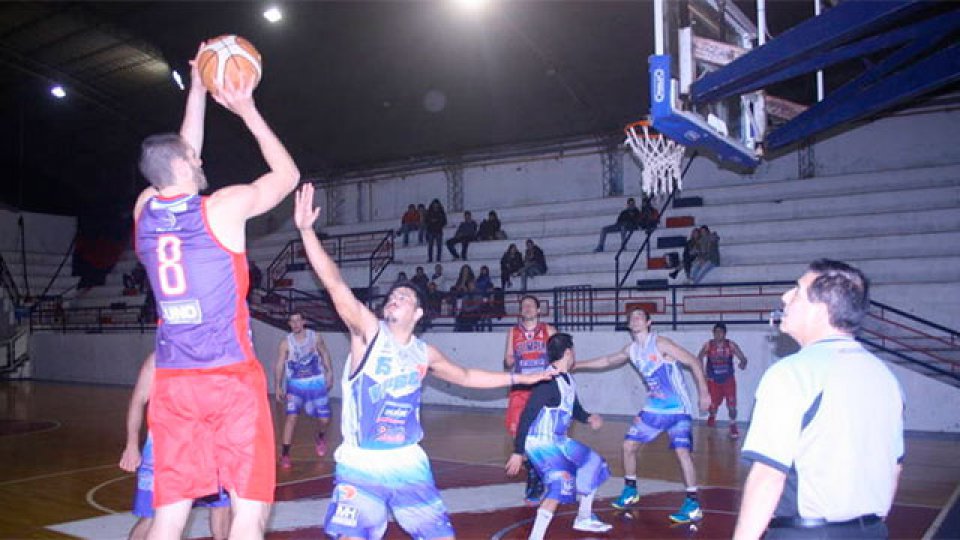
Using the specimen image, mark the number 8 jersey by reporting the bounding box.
[135,194,255,370]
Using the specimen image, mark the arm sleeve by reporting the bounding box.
[741,363,805,473]
[514,380,559,454]
[572,396,590,423]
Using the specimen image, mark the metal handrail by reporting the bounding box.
[37,235,77,300]
[265,229,395,292]
[0,252,20,307]
[368,231,395,289]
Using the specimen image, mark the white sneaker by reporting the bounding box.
[573,515,613,533]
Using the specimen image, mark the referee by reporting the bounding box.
[734,259,904,539]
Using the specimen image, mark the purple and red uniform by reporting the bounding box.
[705,338,737,410]
[505,323,551,436]
[136,193,274,506]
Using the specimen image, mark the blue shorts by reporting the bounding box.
[324,444,453,539]
[625,411,693,450]
[133,434,231,518]
[526,437,610,505]
[285,375,330,418]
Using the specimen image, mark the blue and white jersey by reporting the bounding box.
[527,375,576,443]
[339,322,429,450]
[630,332,694,415]
[286,329,324,380]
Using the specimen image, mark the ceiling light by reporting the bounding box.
[453,0,489,13]
[263,6,282,23]
[171,70,185,90]
[50,85,66,99]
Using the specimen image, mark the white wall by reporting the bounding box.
[0,209,76,254]
[29,322,960,432]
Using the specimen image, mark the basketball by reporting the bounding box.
[197,35,262,94]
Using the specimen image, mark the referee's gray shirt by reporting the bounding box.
[742,335,904,522]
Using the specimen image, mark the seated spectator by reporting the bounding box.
[396,204,422,247]
[425,281,444,323]
[394,271,409,286]
[669,227,702,280]
[446,211,478,260]
[131,262,147,293]
[430,263,450,292]
[451,264,476,297]
[477,211,504,241]
[475,265,494,296]
[690,226,720,284]
[425,199,447,263]
[455,279,490,332]
[500,243,524,289]
[410,265,429,289]
[520,238,547,291]
[638,196,660,235]
[593,197,641,253]
[416,203,427,245]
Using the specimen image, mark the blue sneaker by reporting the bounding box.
[669,497,703,523]
[524,470,544,505]
[612,485,639,509]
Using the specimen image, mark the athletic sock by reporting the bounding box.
[529,508,554,540]
[578,489,597,521]
[624,476,637,488]
[685,487,698,501]
[281,444,291,457]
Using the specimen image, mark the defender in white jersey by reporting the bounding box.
[274,311,333,469]
[577,308,710,523]
[292,184,553,539]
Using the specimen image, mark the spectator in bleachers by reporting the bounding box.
[500,243,524,289]
[132,262,147,293]
[670,227,702,280]
[593,197,642,253]
[521,239,547,290]
[690,226,720,284]
[410,266,429,290]
[476,265,494,296]
[638,196,660,235]
[477,211,504,241]
[394,271,409,286]
[396,204,422,247]
[452,264,476,296]
[425,281,444,322]
[430,263,450,292]
[416,203,427,245]
[425,199,447,263]
[446,211,478,260]
[456,278,490,332]
[248,260,263,302]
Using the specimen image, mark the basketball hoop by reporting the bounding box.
[624,120,686,197]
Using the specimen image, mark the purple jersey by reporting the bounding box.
[135,194,254,370]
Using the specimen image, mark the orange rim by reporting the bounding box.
[624,120,662,138]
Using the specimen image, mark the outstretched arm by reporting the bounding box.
[660,337,710,411]
[179,43,208,155]
[429,345,553,389]
[575,345,630,371]
[119,353,155,472]
[294,185,379,363]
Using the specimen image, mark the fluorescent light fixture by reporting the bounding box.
[50,85,66,98]
[453,0,489,13]
[171,70,185,90]
[263,6,282,23]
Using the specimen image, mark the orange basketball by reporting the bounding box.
[197,35,262,94]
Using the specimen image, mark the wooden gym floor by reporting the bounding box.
[1,380,958,539]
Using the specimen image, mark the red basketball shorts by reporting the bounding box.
[149,358,276,507]
[505,389,532,437]
[707,377,737,409]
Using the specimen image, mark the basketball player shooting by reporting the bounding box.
[133,41,299,539]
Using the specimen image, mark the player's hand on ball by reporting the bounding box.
[294,184,321,232]
[505,453,524,476]
[588,414,603,430]
[119,445,142,473]
[210,73,256,116]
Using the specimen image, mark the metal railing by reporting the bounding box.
[0,327,29,375]
[0,252,20,307]
[859,300,960,382]
[266,229,395,292]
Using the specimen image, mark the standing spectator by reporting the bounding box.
[410,266,429,290]
[424,199,447,263]
[445,211,478,260]
[396,204,421,247]
[690,226,720,284]
[638,196,660,235]
[416,203,427,245]
[521,239,548,291]
[500,243,524,289]
[477,210,503,241]
[734,260,903,539]
[593,198,641,253]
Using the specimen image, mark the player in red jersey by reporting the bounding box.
[697,323,748,438]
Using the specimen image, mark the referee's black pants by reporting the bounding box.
[766,519,888,538]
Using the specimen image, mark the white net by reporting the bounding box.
[624,122,686,197]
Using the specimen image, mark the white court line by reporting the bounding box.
[85,474,131,514]
[0,419,62,438]
[0,463,118,487]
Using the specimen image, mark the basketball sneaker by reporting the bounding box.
[612,485,640,509]
[280,455,292,469]
[524,472,544,506]
[573,514,613,533]
[668,497,703,523]
[729,424,740,439]
[315,434,327,457]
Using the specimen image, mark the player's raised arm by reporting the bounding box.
[179,43,208,155]
[294,184,379,344]
[575,345,630,371]
[428,346,553,389]
[659,336,711,411]
[119,353,155,473]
